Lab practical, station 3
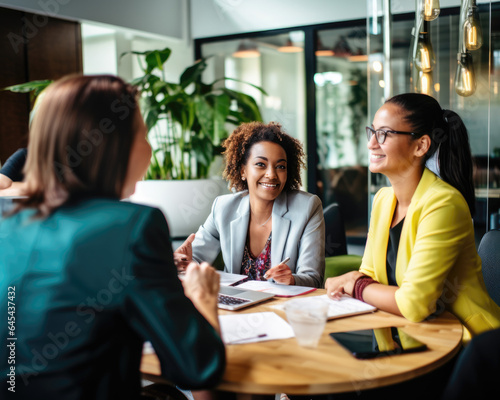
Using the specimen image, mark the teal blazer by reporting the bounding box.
[192,190,325,288]
[0,199,225,399]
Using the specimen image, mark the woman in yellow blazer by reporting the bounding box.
[325,93,500,342]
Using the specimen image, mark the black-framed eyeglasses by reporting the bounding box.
[366,126,415,144]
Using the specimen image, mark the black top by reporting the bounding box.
[0,148,27,181]
[386,218,405,286]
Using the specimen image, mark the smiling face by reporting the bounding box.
[368,103,427,180]
[241,141,288,203]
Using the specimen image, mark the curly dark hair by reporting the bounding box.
[222,121,306,192]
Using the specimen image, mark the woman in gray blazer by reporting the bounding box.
[175,122,325,288]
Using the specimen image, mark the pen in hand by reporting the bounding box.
[264,257,290,279]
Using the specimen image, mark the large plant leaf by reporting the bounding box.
[213,77,268,96]
[2,79,52,94]
[2,80,53,104]
[140,96,161,131]
[222,88,263,122]
[179,58,208,89]
[121,48,171,74]
[194,95,214,144]
[195,93,231,146]
[191,134,213,168]
[145,48,171,74]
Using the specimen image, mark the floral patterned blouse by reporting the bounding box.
[242,234,272,280]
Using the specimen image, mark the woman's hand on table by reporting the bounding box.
[325,270,365,299]
[174,233,195,273]
[264,262,295,285]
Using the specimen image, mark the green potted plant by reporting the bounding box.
[124,47,265,180]
[123,47,266,238]
[2,48,266,238]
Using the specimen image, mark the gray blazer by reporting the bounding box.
[192,190,325,288]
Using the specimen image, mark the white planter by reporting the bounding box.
[129,178,230,239]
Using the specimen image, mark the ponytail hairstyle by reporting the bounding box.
[386,93,475,216]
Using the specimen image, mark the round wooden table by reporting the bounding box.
[141,290,463,395]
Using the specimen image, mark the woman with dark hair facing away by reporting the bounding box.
[175,121,325,288]
[0,75,225,399]
[326,93,500,342]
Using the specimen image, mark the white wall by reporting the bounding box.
[190,0,487,39]
[81,23,194,84]
[0,0,185,39]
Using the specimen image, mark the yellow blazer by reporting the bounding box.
[360,168,500,341]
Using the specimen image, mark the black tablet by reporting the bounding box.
[330,326,427,359]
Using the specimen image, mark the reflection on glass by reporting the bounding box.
[423,0,440,21]
[372,60,383,73]
[200,33,306,183]
[233,40,260,58]
[278,39,303,53]
[455,52,476,97]
[316,37,335,57]
[316,28,368,237]
[331,327,427,359]
[278,31,304,53]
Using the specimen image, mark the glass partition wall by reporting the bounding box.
[195,21,370,245]
[315,27,369,239]
[197,32,308,185]
[368,2,500,243]
[195,1,500,245]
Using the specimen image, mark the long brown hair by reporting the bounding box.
[20,74,139,216]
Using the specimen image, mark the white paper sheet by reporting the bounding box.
[234,280,316,297]
[272,295,376,320]
[219,312,295,344]
[217,271,249,286]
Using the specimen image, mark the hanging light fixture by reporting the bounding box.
[463,0,483,51]
[454,0,478,97]
[423,0,440,21]
[233,40,260,58]
[416,70,434,95]
[278,39,303,53]
[315,37,334,57]
[455,51,476,96]
[332,36,354,58]
[414,21,435,72]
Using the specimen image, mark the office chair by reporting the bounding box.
[323,202,348,257]
[322,203,362,283]
[478,229,500,307]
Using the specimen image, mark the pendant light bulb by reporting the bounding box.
[463,3,483,51]
[416,71,434,96]
[455,52,476,97]
[423,0,440,21]
[414,28,435,72]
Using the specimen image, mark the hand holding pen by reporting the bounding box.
[264,257,295,285]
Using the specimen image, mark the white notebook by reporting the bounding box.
[274,295,376,320]
[319,295,377,320]
[234,280,316,297]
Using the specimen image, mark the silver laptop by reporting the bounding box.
[218,285,275,311]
